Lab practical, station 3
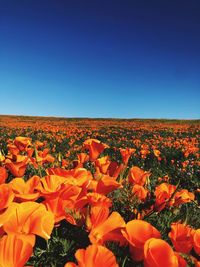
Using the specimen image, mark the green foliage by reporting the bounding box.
[109,182,141,222]
[27,221,90,267]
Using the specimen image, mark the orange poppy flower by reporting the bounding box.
[168,223,194,254]
[119,148,135,165]
[96,175,122,195]
[73,152,89,168]
[132,184,148,201]
[26,147,34,158]
[121,220,160,261]
[36,175,67,198]
[95,156,111,174]
[107,162,124,179]
[84,139,108,161]
[47,167,93,187]
[44,184,82,224]
[14,155,28,163]
[75,192,112,210]
[44,196,66,223]
[37,148,55,164]
[128,166,150,186]
[154,183,177,211]
[0,184,14,211]
[143,238,178,267]
[174,189,195,206]
[86,206,110,231]
[0,201,54,240]
[77,152,89,164]
[64,244,119,267]
[140,149,150,159]
[10,176,40,202]
[153,149,161,158]
[0,233,33,267]
[0,166,8,184]
[73,153,89,168]
[5,158,28,177]
[34,140,44,149]
[193,229,200,255]
[14,136,32,151]
[7,144,20,156]
[65,168,93,187]
[89,211,125,245]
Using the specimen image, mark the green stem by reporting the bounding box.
[122,256,128,267]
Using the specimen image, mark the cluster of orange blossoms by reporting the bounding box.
[0,136,199,267]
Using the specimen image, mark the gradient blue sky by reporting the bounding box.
[0,0,200,119]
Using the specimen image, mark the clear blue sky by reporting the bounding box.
[0,0,200,119]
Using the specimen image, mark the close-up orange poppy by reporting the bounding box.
[121,220,160,261]
[5,158,28,178]
[10,176,40,202]
[128,166,150,186]
[0,233,33,267]
[168,223,194,254]
[64,244,119,267]
[0,201,54,240]
[89,211,126,245]
[143,238,179,267]
[83,139,109,161]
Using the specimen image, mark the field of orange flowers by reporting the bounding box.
[0,115,199,267]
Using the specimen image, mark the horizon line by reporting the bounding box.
[0,114,199,121]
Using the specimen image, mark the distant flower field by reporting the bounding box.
[0,116,199,267]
